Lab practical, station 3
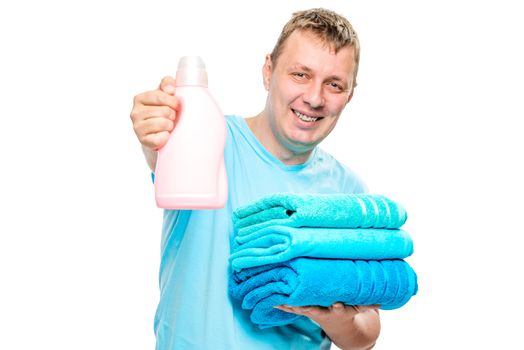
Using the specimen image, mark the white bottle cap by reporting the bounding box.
[175,56,208,87]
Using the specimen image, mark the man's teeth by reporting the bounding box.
[294,110,319,122]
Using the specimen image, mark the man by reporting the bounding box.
[130,8,380,350]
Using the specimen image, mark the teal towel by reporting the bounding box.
[233,193,407,236]
[229,258,417,328]
[229,225,413,271]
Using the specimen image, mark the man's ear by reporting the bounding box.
[262,54,272,91]
[346,88,354,104]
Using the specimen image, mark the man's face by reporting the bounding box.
[263,30,356,155]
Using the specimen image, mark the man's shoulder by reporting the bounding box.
[313,147,368,193]
[313,147,344,168]
[225,115,243,127]
[224,115,248,138]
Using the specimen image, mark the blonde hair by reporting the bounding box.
[271,8,361,88]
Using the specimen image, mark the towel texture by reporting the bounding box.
[233,193,407,236]
[229,258,418,328]
[229,225,413,271]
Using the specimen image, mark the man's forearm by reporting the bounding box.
[142,145,158,172]
[322,308,380,350]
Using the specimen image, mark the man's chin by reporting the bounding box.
[286,139,318,154]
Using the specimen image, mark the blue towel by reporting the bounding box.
[229,225,414,271]
[233,193,407,236]
[229,258,418,328]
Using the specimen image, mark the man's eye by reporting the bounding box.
[293,72,306,78]
[328,82,344,91]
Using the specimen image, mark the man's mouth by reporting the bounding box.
[292,109,324,122]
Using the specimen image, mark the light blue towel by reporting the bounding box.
[233,193,407,236]
[229,258,418,328]
[229,225,413,271]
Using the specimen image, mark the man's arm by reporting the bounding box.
[275,303,380,350]
[142,145,158,172]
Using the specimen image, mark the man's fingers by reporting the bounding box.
[138,105,177,121]
[330,302,346,315]
[141,131,171,151]
[159,76,176,95]
[134,90,179,110]
[274,305,327,318]
[135,117,175,137]
[352,304,381,313]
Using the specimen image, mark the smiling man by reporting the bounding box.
[247,29,356,165]
[131,8,380,350]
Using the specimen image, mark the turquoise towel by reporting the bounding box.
[229,225,413,271]
[229,258,417,328]
[233,193,407,236]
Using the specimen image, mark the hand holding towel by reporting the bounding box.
[229,258,418,328]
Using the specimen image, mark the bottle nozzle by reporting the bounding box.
[175,56,208,87]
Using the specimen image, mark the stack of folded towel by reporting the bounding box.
[228,193,418,328]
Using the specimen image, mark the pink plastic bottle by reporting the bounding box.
[154,56,228,209]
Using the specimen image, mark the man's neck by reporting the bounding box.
[245,114,313,166]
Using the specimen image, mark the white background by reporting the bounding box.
[1,0,523,349]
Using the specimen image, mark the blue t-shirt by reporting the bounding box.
[154,115,367,350]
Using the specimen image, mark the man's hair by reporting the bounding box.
[271,8,361,88]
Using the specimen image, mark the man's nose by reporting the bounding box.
[302,82,325,109]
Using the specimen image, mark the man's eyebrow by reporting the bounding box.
[289,63,346,82]
[288,63,313,73]
[328,75,346,82]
